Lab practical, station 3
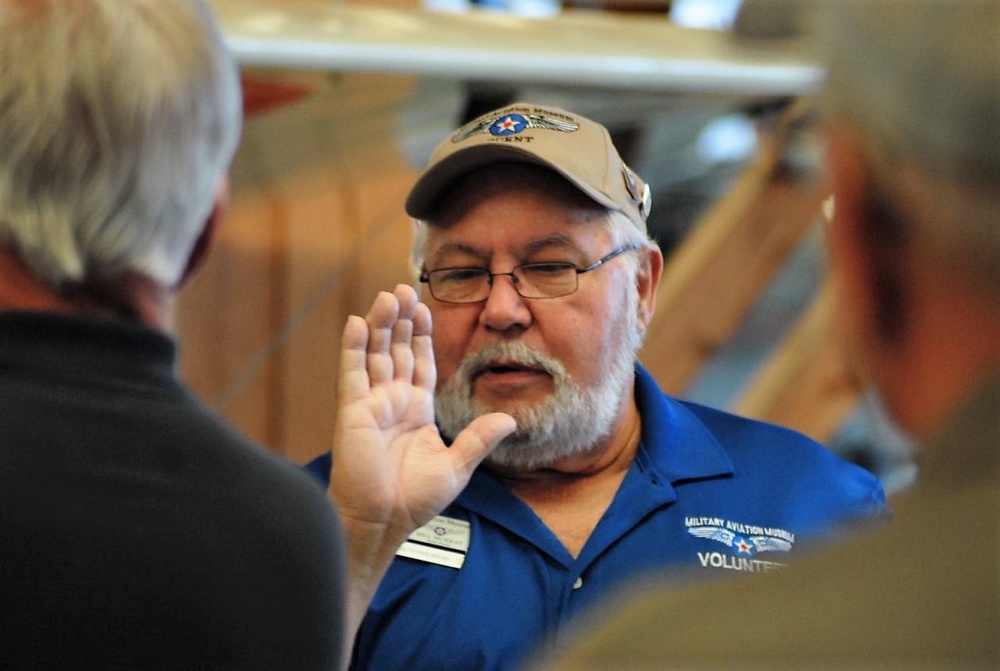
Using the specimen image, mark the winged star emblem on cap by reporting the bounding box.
[451,112,580,144]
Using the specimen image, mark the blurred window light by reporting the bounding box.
[423,0,560,16]
[423,0,472,12]
[505,0,561,17]
[696,113,758,164]
[670,0,743,30]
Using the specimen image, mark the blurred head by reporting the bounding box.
[818,0,1000,435]
[821,1,998,288]
[405,103,662,469]
[0,0,242,289]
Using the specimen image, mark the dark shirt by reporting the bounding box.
[0,311,345,669]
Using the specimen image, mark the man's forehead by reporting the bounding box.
[426,228,606,260]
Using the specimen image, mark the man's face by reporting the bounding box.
[421,166,643,469]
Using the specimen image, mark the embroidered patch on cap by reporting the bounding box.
[450,111,580,144]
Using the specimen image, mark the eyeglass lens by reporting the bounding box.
[428,264,577,302]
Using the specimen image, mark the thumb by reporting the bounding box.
[449,412,517,472]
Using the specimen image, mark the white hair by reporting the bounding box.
[0,0,242,288]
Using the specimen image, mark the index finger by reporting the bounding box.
[338,313,373,406]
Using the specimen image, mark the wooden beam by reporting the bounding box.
[640,99,827,395]
[733,279,866,442]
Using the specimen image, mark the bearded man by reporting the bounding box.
[311,102,888,670]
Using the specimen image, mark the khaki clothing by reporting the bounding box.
[538,375,1000,670]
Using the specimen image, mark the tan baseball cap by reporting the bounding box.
[404,102,652,232]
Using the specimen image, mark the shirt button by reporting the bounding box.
[573,577,583,590]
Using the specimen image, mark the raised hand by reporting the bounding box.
[328,284,515,647]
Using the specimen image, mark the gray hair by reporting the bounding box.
[818,0,1000,289]
[0,0,242,288]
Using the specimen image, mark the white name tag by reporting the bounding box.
[396,515,470,569]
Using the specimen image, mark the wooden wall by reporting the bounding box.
[176,72,420,465]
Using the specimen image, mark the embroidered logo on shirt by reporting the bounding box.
[685,516,794,573]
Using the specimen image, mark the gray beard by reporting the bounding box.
[435,294,642,470]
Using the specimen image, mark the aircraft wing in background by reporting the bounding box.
[209,0,821,96]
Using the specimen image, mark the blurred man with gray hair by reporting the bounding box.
[535,1,1000,667]
[0,1,345,666]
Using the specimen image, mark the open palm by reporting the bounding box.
[328,284,515,640]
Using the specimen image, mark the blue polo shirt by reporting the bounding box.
[307,364,887,671]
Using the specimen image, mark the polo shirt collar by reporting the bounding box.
[632,363,734,484]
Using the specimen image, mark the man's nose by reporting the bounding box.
[479,272,532,331]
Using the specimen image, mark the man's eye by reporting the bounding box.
[524,263,572,276]
[438,269,486,283]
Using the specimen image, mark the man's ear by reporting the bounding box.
[828,124,912,348]
[636,243,664,331]
[826,126,872,324]
[177,177,229,288]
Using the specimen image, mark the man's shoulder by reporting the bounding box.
[223,440,338,525]
[634,365,887,522]
[640,382,841,468]
[634,364,825,451]
[678,397,817,442]
[153,409,340,542]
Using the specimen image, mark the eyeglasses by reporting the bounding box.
[419,245,641,304]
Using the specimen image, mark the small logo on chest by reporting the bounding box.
[685,516,794,573]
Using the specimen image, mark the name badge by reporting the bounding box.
[396,515,470,569]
